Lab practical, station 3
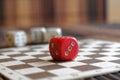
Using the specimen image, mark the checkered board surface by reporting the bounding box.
[0,39,120,80]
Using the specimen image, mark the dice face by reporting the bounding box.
[49,36,79,61]
[31,27,47,43]
[14,31,27,47]
[25,30,32,44]
[46,27,62,42]
[5,32,14,47]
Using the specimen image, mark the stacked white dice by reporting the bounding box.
[31,27,62,43]
[5,30,27,47]
[31,27,47,43]
[0,27,62,48]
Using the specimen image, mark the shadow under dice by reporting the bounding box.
[49,36,79,61]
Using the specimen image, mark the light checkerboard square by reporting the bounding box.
[39,56,52,60]
[96,56,120,61]
[58,62,86,67]
[24,52,45,55]
[0,55,10,59]
[1,52,21,56]
[99,52,120,56]
[0,61,25,66]
[49,68,81,76]
[28,61,55,67]
[13,56,36,60]
[91,62,120,68]
[15,67,44,75]
[74,55,91,61]
[13,47,30,51]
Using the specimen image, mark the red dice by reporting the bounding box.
[49,36,79,61]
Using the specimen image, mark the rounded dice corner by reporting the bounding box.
[49,36,79,61]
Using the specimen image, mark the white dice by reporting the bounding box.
[5,30,27,47]
[46,27,62,42]
[30,27,62,43]
[1,27,62,47]
[31,27,47,43]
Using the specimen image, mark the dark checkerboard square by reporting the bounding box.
[110,59,120,64]
[8,64,33,70]
[33,54,50,57]
[0,58,15,62]
[40,50,49,53]
[21,58,44,63]
[30,46,43,49]
[72,65,100,71]
[0,50,14,53]
[8,54,27,57]
[26,72,56,79]
[39,64,65,70]
[20,50,34,53]
[79,59,104,64]
[86,54,106,58]
[90,50,109,53]
[48,60,72,64]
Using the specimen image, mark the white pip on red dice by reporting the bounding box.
[5,30,27,47]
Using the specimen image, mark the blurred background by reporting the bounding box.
[0,0,120,40]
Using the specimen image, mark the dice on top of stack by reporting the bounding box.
[30,27,47,43]
[5,30,27,47]
[30,27,62,43]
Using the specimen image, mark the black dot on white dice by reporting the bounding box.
[31,27,47,43]
[46,27,62,42]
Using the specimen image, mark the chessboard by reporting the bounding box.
[0,39,120,80]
